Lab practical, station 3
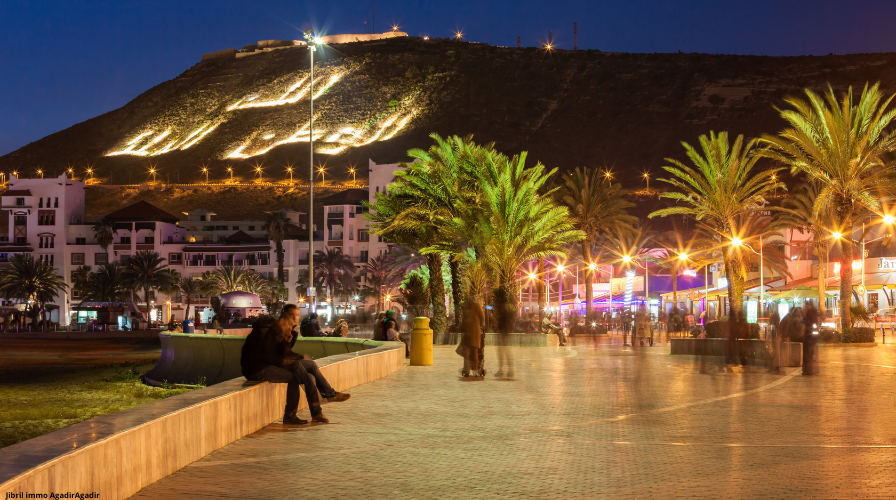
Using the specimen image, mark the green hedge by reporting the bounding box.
[818,328,839,343]
[840,327,875,343]
[704,320,759,339]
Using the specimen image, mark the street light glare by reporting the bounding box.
[678,253,688,260]
[885,215,895,224]
[528,273,537,280]
[622,255,632,262]
[556,264,565,272]
[832,232,842,239]
[731,238,742,247]
[588,263,597,270]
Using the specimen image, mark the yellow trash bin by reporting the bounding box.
[409,317,433,366]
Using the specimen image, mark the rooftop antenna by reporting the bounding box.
[574,22,578,50]
[517,36,521,48]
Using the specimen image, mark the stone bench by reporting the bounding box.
[670,338,802,366]
[0,340,406,499]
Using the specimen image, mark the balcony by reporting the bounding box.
[351,256,368,264]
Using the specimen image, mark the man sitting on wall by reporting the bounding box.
[241,304,351,425]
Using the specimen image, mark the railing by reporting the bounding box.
[185,259,270,268]
[351,256,368,263]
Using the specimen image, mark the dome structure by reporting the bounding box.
[219,291,263,309]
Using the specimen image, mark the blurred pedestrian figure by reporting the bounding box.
[331,318,348,338]
[736,310,750,367]
[803,301,819,375]
[724,314,738,372]
[384,315,409,358]
[769,307,786,374]
[769,308,781,340]
[541,313,567,346]
[459,298,486,377]
[495,301,515,378]
[299,312,324,337]
[372,312,386,341]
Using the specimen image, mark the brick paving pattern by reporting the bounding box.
[132,336,896,499]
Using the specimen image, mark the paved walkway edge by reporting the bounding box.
[0,342,406,500]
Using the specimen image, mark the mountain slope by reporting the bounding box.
[4,36,896,187]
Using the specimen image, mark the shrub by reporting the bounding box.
[818,328,839,343]
[703,320,760,339]
[840,327,875,344]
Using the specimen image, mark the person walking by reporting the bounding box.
[459,298,486,377]
[803,301,819,375]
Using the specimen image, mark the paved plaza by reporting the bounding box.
[133,336,896,499]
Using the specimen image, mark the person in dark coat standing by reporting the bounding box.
[803,301,819,375]
[460,299,486,377]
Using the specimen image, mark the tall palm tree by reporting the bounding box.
[776,183,836,317]
[177,277,202,320]
[263,210,290,284]
[201,264,251,295]
[82,263,129,302]
[363,254,399,312]
[91,219,117,260]
[560,167,637,317]
[649,131,783,316]
[314,247,357,312]
[758,83,896,329]
[125,250,174,309]
[0,254,68,322]
[476,151,584,315]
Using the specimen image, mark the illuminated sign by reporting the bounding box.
[879,258,896,270]
[834,260,863,273]
[682,269,697,277]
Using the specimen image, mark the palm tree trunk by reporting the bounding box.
[276,241,285,284]
[426,253,448,334]
[839,238,854,331]
[537,258,546,322]
[584,244,593,317]
[726,264,745,319]
[449,257,468,331]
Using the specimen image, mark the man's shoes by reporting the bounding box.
[282,414,308,425]
[312,413,330,423]
[327,392,351,403]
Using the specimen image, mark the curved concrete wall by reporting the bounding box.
[144,334,385,386]
[0,341,406,499]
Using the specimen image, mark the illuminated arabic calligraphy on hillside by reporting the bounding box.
[106,70,417,159]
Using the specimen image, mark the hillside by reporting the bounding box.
[4,36,896,190]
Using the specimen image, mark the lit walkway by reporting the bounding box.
[132,337,896,499]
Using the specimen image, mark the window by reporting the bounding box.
[199,215,207,221]
[283,270,289,283]
[215,225,227,230]
[71,253,85,265]
[38,198,43,208]
[38,210,55,226]
[204,226,214,231]
[349,224,354,240]
[14,215,26,226]
[360,250,368,263]
[38,236,54,249]
[95,253,108,265]
[54,197,58,208]
[358,229,369,242]
[39,254,54,266]
[75,237,86,245]
[120,254,131,265]
[143,236,154,244]
[15,198,24,206]
[248,225,255,231]
[869,293,880,313]
[120,236,131,244]
[232,226,240,230]
[14,237,26,245]
[169,253,183,264]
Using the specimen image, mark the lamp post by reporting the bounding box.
[37,169,43,179]
[287,167,293,183]
[349,167,356,182]
[149,168,157,183]
[227,167,233,181]
[556,264,566,330]
[304,29,323,310]
[202,167,209,183]
[528,272,536,317]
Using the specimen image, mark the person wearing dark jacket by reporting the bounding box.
[241,305,351,425]
[299,312,326,337]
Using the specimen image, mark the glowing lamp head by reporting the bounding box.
[731,238,742,247]
[832,232,842,239]
[885,215,895,224]
[528,273,537,280]
[622,255,632,263]
[385,294,392,301]
[678,253,688,261]
[556,264,565,272]
[588,263,597,270]
[201,167,207,173]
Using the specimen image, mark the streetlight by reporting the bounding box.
[202,167,209,183]
[455,30,463,40]
[227,166,233,181]
[318,166,326,183]
[555,264,567,330]
[149,168,157,183]
[643,172,650,192]
[286,166,293,183]
[255,166,263,181]
[86,168,93,180]
[349,167,356,182]
[67,168,75,180]
[36,169,43,179]
[304,29,323,310]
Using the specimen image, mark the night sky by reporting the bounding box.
[4,0,896,157]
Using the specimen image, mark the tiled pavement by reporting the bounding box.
[132,335,896,499]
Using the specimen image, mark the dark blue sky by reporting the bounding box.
[3,0,896,156]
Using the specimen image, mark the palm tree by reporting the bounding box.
[263,210,290,284]
[91,219,117,260]
[758,83,896,329]
[649,131,783,316]
[125,250,174,309]
[776,183,836,317]
[258,276,288,314]
[476,151,584,316]
[71,265,92,303]
[363,254,398,312]
[314,247,357,313]
[178,277,202,320]
[0,254,68,322]
[81,263,129,302]
[560,167,637,317]
[201,264,251,295]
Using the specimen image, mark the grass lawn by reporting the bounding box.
[0,363,193,448]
